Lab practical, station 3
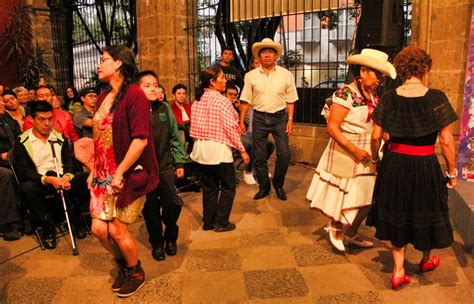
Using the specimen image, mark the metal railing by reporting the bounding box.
[48,0,137,93]
[185,0,412,125]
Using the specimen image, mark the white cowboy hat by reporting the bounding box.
[252,38,283,60]
[346,48,397,79]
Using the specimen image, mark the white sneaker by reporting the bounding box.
[243,171,257,185]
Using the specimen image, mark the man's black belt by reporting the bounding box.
[254,109,286,116]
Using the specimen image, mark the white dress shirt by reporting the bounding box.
[29,131,63,175]
[240,65,298,113]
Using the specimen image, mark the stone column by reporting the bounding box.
[412,0,472,135]
[27,0,58,89]
[137,0,192,95]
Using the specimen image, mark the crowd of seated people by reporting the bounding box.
[0,81,89,245]
[0,68,274,246]
[23,86,80,142]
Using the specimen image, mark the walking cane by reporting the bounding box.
[49,140,79,255]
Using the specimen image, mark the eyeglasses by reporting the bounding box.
[98,57,114,64]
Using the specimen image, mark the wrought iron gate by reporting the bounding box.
[185,0,412,125]
[48,0,137,93]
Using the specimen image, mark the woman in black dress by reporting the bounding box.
[368,46,458,290]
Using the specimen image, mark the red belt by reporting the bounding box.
[389,143,435,156]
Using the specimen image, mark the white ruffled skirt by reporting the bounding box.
[306,136,376,225]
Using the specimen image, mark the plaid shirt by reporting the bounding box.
[190,89,245,151]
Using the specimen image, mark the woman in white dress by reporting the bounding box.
[306,49,396,252]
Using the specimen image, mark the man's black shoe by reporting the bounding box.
[72,225,87,240]
[2,224,21,241]
[274,187,287,201]
[41,230,57,250]
[3,228,21,241]
[165,241,177,256]
[214,222,236,232]
[253,188,270,200]
[152,246,166,261]
[203,224,215,231]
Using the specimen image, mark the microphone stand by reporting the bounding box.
[49,140,78,255]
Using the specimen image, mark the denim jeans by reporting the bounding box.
[241,133,275,173]
[252,110,291,189]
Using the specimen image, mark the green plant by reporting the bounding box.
[2,5,36,65]
[280,49,303,68]
[19,43,53,89]
[2,4,52,87]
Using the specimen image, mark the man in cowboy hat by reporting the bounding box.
[239,38,298,201]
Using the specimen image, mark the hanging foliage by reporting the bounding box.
[19,43,54,88]
[1,4,52,87]
[2,5,35,64]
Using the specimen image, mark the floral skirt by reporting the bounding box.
[90,179,145,224]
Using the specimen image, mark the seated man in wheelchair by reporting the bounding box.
[12,101,89,249]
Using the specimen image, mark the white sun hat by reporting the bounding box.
[252,38,283,60]
[346,48,397,79]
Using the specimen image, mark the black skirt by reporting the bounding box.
[367,150,454,251]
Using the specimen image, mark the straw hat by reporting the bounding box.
[252,38,283,60]
[346,49,396,79]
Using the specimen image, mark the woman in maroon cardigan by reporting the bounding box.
[88,45,159,298]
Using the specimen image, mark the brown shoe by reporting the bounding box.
[111,258,127,292]
[116,260,145,298]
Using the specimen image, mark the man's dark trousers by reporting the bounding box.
[19,172,89,230]
[143,168,182,248]
[252,109,291,190]
[241,133,275,173]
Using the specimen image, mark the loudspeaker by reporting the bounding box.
[356,0,404,50]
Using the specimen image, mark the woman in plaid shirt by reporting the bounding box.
[190,67,250,232]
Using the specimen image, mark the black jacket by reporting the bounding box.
[0,114,21,168]
[12,129,74,185]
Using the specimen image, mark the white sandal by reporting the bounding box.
[343,234,374,248]
[324,222,345,252]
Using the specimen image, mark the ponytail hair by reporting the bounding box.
[195,66,221,101]
[102,45,138,112]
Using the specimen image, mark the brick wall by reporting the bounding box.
[27,0,57,90]
[412,0,472,135]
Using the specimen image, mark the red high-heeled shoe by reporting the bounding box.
[419,256,440,273]
[391,274,410,290]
